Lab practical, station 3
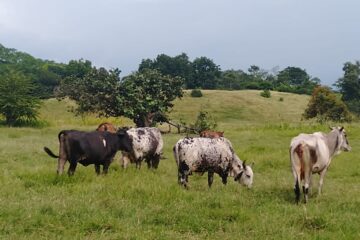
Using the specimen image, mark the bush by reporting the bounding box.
[193,110,217,132]
[260,89,271,98]
[303,86,352,122]
[279,97,284,102]
[191,89,203,97]
[0,69,41,126]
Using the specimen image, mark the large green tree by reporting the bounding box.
[191,57,221,89]
[275,66,319,94]
[58,68,184,127]
[335,61,360,114]
[0,69,40,126]
[119,69,184,127]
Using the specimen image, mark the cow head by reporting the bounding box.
[116,128,133,152]
[232,158,254,188]
[337,126,351,152]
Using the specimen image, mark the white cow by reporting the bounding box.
[290,126,351,203]
[173,137,253,188]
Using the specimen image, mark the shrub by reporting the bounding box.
[303,86,352,122]
[193,110,217,132]
[260,89,271,98]
[279,97,284,102]
[0,69,41,126]
[191,89,203,97]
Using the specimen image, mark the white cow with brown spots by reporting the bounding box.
[173,137,253,188]
[290,126,351,203]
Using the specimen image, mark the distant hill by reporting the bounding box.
[39,90,309,129]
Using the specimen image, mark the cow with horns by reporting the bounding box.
[173,137,253,188]
[290,126,351,203]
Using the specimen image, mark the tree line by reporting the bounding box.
[1,43,360,126]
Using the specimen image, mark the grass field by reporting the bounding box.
[0,90,359,239]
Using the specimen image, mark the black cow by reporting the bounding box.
[44,129,132,176]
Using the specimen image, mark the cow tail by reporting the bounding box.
[44,147,59,158]
[292,142,311,181]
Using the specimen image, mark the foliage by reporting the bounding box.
[190,89,203,97]
[303,86,351,122]
[335,61,360,114]
[260,89,271,98]
[0,69,41,126]
[58,67,184,127]
[119,69,184,127]
[193,110,217,132]
[275,67,319,94]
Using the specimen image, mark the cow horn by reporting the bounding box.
[242,160,246,169]
[340,126,344,131]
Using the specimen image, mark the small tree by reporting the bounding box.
[260,89,271,98]
[303,86,351,122]
[194,110,217,132]
[0,69,40,126]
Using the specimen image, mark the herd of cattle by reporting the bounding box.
[44,123,351,203]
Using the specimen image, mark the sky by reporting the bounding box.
[0,0,359,86]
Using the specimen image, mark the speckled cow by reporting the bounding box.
[173,137,253,188]
[121,127,163,169]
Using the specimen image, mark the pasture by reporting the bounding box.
[0,90,359,239]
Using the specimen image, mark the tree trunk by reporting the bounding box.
[134,112,156,127]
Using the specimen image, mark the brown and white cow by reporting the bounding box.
[44,129,132,176]
[200,130,224,138]
[290,126,351,203]
[121,127,164,169]
[173,137,253,188]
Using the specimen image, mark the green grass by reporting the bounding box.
[0,90,359,239]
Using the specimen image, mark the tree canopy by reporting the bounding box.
[335,61,360,114]
[0,68,40,126]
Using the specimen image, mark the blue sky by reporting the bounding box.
[1,0,359,85]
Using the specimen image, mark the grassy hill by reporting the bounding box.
[0,90,359,239]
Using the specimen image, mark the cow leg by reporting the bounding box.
[151,154,160,169]
[67,161,77,176]
[94,164,101,175]
[57,134,67,175]
[292,168,301,204]
[102,161,110,175]
[146,158,151,169]
[318,168,328,196]
[221,174,228,185]
[303,170,312,203]
[135,158,142,169]
[208,171,214,188]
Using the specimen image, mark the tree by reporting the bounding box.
[58,68,184,127]
[119,69,184,127]
[276,66,319,94]
[138,53,192,87]
[57,67,121,115]
[335,61,360,114]
[0,69,40,126]
[191,57,221,89]
[303,86,351,122]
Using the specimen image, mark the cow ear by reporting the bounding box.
[250,162,255,168]
[329,126,334,130]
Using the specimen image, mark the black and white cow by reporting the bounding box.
[44,129,132,176]
[173,137,253,188]
[120,127,163,169]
